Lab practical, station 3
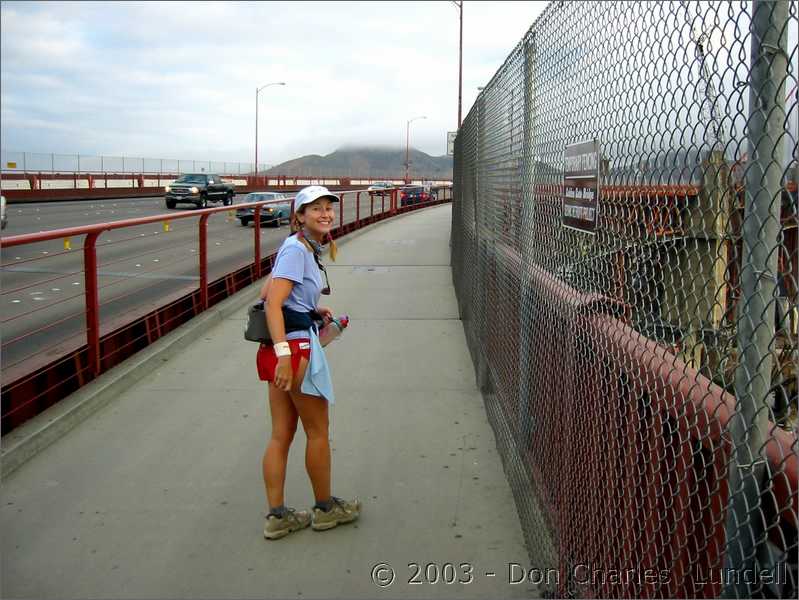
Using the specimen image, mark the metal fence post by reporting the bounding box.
[199,214,209,310]
[723,1,789,597]
[518,32,537,449]
[83,232,102,376]
[474,93,492,395]
[254,206,262,279]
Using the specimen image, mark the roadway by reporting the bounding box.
[0,192,392,380]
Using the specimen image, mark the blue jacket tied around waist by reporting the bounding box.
[301,327,335,404]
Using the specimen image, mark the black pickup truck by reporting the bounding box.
[165,174,236,209]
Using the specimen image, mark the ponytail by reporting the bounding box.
[327,232,338,262]
[290,212,302,234]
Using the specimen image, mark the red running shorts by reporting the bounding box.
[256,339,311,382]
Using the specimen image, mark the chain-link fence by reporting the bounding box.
[0,151,453,180]
[0,151,268,176]
[452,1,797,597]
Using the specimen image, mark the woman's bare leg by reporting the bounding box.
[263,383,299,509]
[289,357,331,503]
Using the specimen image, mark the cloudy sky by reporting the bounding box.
[1,1,549,166]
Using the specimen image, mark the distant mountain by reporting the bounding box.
[266,146,452,179]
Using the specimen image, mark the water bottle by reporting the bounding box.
[318,315,349,347]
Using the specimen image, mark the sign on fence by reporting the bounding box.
[563,139,600,234]
[447,131,457,156]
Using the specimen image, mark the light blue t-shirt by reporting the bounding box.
[272,235,323,340]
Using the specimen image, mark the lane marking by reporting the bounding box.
[3,266,199,281]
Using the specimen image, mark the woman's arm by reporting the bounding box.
[266,277,295,391]
[266,277,293,345]
[259,274,273,301]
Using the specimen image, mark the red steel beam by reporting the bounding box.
[0,192,350,248]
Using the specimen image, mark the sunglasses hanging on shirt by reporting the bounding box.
[317,262,331,296]
[298,230,331,295]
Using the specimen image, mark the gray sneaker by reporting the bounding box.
[312,496,362,531]
[263,508,312,540]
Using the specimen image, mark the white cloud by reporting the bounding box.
[1,0,549,165]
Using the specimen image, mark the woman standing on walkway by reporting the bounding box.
[256,185,361,540]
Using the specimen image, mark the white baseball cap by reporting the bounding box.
[293,185,340,214]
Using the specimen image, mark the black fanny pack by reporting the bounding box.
[244,302,322,344]
[283,306,322,333]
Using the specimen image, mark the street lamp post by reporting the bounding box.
[255,82,286,176]
[452,1,463,128]
[405,115,426,184]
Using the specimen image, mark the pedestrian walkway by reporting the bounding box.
[1,204,534,599]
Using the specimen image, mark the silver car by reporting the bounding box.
[236,192,292,227]
[367,181,394,197]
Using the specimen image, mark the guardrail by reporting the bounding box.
[0,174,454,202]
[0,173,454,189]
[0,186,452,433]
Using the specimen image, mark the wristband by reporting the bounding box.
[273,341,291,357]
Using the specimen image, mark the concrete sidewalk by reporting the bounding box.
[1,204,533,599]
